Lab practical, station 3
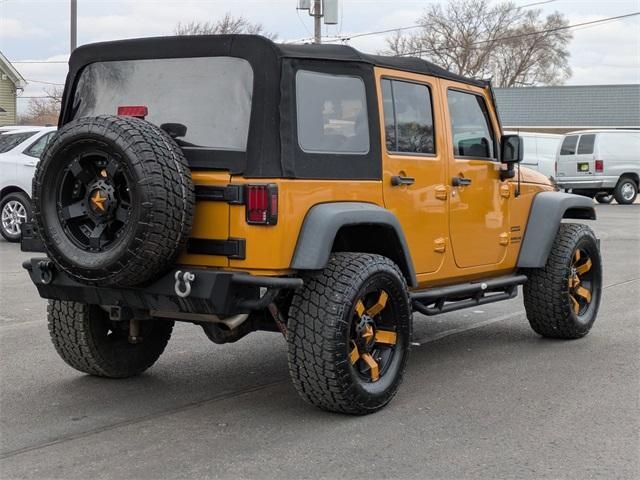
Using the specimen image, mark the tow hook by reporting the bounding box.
[38,260,55,285]
[174,270,195,298]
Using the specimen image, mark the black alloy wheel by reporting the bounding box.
[57,149,132,252]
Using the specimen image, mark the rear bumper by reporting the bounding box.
[555,176,618,190]
[22,258,303,316]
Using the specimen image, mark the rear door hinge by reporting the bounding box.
[499,232,510,246]
[434,237,446,253]
[500,184,511,199]
[194,184,245,204]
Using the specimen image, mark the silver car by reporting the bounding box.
[556,130,640,204]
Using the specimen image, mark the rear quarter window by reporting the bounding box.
[295,70,370,154]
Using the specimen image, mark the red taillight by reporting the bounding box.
[117,105,148,119]
[246,184,278,225]
[595,160,604,172]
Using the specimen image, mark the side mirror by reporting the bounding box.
[500,134,522,180]
[500,134,523,164]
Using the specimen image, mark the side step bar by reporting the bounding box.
[411,274,528,316]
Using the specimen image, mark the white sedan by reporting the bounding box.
[0,126,57,242]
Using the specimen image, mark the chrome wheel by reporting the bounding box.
[620,182,636,201]
[1,200,27,236]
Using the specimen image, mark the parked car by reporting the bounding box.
[0,127,57,241]
[505,131,563,179]
[555,130,640,204]
[22,35,600,415]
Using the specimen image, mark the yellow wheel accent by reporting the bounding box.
[575,285,592,303]
[91,190,107,212]
[366,290,388,317]
[360,353,379,382]
[374,329,397,345]
[355,300,366,318]
[349,343,360,364]
[362,324,375,344]
[576,258,592,276]
[574,249,581,262]
[570,295,580,314]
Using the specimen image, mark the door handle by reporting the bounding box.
[452,176,472,187]
[391,175,415,186]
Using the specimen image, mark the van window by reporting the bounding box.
[560,135,578,155]
[447,90,494,159]
[577,134,596,155]
[381,78,435,154]
[296,70,369,154]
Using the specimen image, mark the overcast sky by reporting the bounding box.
[1,0,639,114]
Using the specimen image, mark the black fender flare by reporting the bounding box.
[290,202,417,287]
[517,192,596,268]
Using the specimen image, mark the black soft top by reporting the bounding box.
[67,34,487,89]
[62,35,490,179]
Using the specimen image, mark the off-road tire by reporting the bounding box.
[287,253,412,415]
[594,193,613,204]
[523,224,602,339]
[613,177,638,205]
[48,300,173,378]
[0,191,31,242]
[32,115,194,287]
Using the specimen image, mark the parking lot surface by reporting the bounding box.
[1,204,638,479]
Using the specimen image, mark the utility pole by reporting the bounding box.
[70,0,77,52]
[313,0,322,44]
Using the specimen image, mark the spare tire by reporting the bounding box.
[32,115,194,287]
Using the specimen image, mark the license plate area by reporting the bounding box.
[577,162,590,172]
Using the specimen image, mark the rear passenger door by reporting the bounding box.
[556,134,579,178]
[376,68,448,275]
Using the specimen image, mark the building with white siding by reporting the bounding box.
[0,51,27,126]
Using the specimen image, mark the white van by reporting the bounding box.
[555,130,640,204]
[505,131,563,179]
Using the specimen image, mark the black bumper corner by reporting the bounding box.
[23,258,303,316]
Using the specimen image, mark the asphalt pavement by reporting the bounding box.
[1,204,638,479]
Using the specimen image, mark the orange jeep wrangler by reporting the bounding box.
[22,35,602,414]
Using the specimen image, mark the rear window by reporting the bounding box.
[560,135,578,155]
[72,57,254,151]
[0,131,37,153]
[295,70,369,154]
[577,134,596,154]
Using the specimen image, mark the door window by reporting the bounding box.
[577,134,596,155]
[447,90,494,159]
[560,135,578,155]
[24,132,55,158]
[381,78,435,154]
[296,70,369,154]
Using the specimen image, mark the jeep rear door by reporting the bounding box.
[376,68,448,275]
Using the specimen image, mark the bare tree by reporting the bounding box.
[18,87,63,126]
[175,13,276,39]
[383,0,571,87]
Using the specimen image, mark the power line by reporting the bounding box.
[25,79,65,86]
[10,61,67,64]
[297,0,558,44]
[397,11,640,57]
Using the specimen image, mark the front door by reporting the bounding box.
[377,68,448,275]
[440,82,509,268]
